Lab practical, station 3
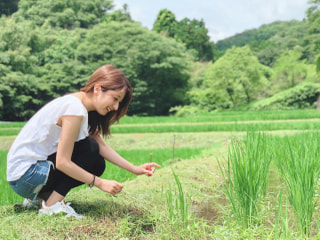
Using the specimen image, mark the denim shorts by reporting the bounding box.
[8,161,53,201]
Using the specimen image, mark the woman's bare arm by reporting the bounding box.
[91,132,160,176]
[56,115,123,195]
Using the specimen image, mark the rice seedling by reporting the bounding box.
[165,169,193,229]
[218,132,271,227]
[272,133,320,237]
[273,190,292,239]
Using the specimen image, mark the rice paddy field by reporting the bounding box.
[1,109,320,239]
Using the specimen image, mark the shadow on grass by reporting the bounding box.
[12,198,155,236]
[13,202,40,214]
[11,198,156,234]
[73,199,156,233]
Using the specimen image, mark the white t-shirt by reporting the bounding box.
[7,95,89,182]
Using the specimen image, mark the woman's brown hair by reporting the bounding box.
[80,64,132,137]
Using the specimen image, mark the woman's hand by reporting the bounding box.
[91,132,161,177]
[134,163,161,176]
[95,178,123,195]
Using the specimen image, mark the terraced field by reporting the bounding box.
[1,109,320,239]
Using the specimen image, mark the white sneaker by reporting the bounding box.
[23,199,41,209]
[39,200,84,219]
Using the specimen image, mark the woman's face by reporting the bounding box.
[94,85,126,116]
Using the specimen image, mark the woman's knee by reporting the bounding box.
[73,137,100,158]
[85,137,106,176]
[73,137,105,176]
[93,156,106,177]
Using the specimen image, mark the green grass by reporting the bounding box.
[0,129,21,136]
[5,121,320,136]
[119,109,320,124]
[0,151,24,205]
[111,121,320,133]
[0,122,26,128]
[2,109,320,135]
[0,147,205,206]
[101,147,205,183]
[2,110,320,239]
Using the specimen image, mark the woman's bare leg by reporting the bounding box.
[44,191,64,207]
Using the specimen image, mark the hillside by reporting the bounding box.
[216,20,308,51]
[177,5,320,116]
[215,20,310,66]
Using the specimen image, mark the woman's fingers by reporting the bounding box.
[143,163,160,176]
[100,180,123,195]
[148,162,161,169]
[111,182,123,194]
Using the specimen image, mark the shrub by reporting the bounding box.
[250,82,319,110]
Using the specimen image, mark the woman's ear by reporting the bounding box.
[93,84,101,95]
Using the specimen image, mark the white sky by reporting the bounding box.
[112,0,310,42]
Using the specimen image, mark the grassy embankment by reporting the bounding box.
[1,110,320,239]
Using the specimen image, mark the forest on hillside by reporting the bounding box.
[0,0,320,120]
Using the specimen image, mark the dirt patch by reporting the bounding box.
[194,200,222,224]
[71,217,116,238]
[191,176,205,183]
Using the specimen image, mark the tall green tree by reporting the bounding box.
[153,9,215,61]
[269,46,311,95]
[306,0,320,22]
[14,0,114,29]
[0,17,54,120]
[201,46,269,108]
[0,18,39,73]
[152,9,177,38]
[302,0,320,61]
[174,18,214,61]
[76,21,193,116]
[107,4,132,22]
[306,0,320,109]
[0,1,194,119]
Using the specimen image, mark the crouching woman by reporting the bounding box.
[6,64,160,218]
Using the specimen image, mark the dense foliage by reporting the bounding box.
[216,1,320,67]
[0,0,193,120]
[250,82,320,110]
[215,20,309,64]
[173,0,320,115]
[152,9,215,61]
[76,21,192,115]
[1,0,320,120]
